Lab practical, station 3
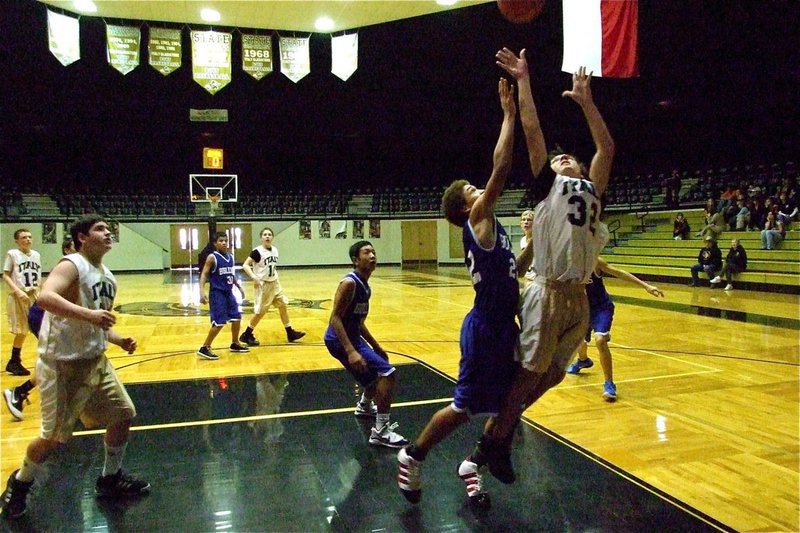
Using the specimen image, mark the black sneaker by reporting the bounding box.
[5,360,30,376]
[287,328,306,342]
[239,332,260,347]
[229,343,250,353]
[1,470,33,519]
[3,388,28,421]
[477,434,516,484]
[196,346,220,360]
[95,470,150,499]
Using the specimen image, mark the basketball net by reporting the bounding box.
[208,194,221,217]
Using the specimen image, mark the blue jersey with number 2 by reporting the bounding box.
[463,217,518,322]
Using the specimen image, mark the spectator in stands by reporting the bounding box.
[716,186,735,214]
[696,203,724,241]
[689,236,722,287]
[729,199,750,231]
[760,211,786,250]
[664,170,681,208]
[748,197,766,230]
[673,212,690,240]
[711,239,747,291]
[777,191,797,224]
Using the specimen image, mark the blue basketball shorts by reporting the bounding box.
[452,310,519,417]
[209,289,241,326]
[325,337,395,388]
[585,302,615,342]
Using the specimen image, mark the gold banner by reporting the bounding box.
[242,34,272,80]
[47,10,80,66]
[106,24,141,75]
[191,30,232,95]
[148,27,181,76]
[331,33,358,81]
[279,37,310,83]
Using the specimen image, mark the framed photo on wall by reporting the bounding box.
[353,220,364,239]
[369,220,381,238]
[42,222,57,244]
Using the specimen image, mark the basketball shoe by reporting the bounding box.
[239,331,260,346]
[457,458,491,510]
[566,357,594,374]
[5,359,30,376]
[0,471,33,519]
[397,447,422,503]
[196,346,219,360]
[369,422,409,448]
[3,387,29,421]
[354,400,377,418]
[602,381,617,402]
[229,343,250,353]
[286,328,306,342]
[95,469,150,499]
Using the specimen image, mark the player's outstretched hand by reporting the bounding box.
[499,78,516,117]
[562,66,593,107]
[495,47,529,80]
[645,285,665,297]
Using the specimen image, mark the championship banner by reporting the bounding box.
[242,34,273,80]
[191,30,232,94]
[331,33,358,81]
[279,37,310,83]
[148,27,181,75]
[47,10,80,66]
[106,24,141,75]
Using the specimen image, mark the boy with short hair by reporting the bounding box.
[3,228,41,376]
[197,232,249,360]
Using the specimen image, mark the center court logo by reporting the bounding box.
[114,298,330,317]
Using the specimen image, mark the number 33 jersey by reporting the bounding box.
[532,174,609,284]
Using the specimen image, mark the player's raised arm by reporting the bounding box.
[562,66,615,195]
[496,48,547,178]
[470,78,516,229]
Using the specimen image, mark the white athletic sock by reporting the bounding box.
[359,392,370,405]
[102,442,128,477]
[375,413,390,431]
[16,455,44,483]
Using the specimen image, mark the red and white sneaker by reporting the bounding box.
[397,447,422,504]
[458,457,491,510]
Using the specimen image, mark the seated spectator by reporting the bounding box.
[696,203,725,241]
[747,197,766,230]
[673,212,690,240]
[716,187,735,214]
[760,212,786,250]
[777,191,797,224]
[728,199,750,231]
[689,236,722,287]
[711,238,747,291]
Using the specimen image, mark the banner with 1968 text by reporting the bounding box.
[242,34,272,80]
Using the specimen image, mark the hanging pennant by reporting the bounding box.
[331,33,358,81]
[191,30,232,94]
[279,36,310,83]
[148,27,182,76]
[47,10,80,66]
[242,34,273,80]
[106,24,141,75]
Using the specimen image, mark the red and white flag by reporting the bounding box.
[561,0,639,78]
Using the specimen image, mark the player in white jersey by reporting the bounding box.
[1,215,149,520]
[239,227,305,346]
[519,210,536,283]
[472,49,615,484]
[3,228,41,376]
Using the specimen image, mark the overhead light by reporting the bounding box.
[315,16,335,31]
[436,0,458,5]
[73,0,97,12]
[200,8,221,23]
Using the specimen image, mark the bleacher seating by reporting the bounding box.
[603,210,800,292]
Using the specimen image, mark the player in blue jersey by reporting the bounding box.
[566,257,664,401]
[324,240,408,448]
[197,232,249,360]
[398,78,531,510]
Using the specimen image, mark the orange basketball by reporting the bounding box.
[497,0,544,24]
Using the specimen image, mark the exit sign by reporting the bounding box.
[203,148,224,169]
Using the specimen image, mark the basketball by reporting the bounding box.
[497,0,544,24]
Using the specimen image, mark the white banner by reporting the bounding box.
[106,24,141,75]
[191,30,232,94]
[148,27,181,75]
[279,37,310,83]
[47,10,80,66]
[331,33,358,81]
